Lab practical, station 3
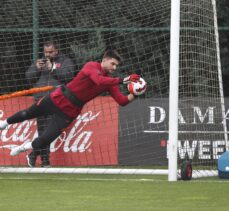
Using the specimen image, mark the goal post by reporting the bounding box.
[175,0,228,179]
[212,0,229,151]
[168,0,180,182]
[168,0,228,181]
[0,0,227,180]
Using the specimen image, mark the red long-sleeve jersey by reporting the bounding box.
[50,61,129,118]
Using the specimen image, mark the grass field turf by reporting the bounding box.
[0,173,228,211]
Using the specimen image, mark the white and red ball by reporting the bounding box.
[127,77,147,96]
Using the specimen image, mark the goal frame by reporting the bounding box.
[168,0,180,182]
[168,0,228,181]
[0,0,226,181]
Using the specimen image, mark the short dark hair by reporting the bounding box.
[102,50,122,63]
[43,40,59,49]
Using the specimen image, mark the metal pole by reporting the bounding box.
[32,0,39,61]
[168,0,180,182]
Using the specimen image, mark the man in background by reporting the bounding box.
[25,40,75,167]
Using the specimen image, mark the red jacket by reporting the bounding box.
[50,61,129,118]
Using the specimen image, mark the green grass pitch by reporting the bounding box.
[0,173,228,211]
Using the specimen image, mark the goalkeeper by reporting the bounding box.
[0,50,141,160]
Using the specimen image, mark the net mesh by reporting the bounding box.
[177,0,226,177]
[0,0,226,178]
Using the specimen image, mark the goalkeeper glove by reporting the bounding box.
[122,74,140,84]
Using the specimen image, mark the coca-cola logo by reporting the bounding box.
[0,96,119,166]
[50,111,100,153]
[0,110,100,153]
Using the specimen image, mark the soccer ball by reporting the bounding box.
[127,77,147,96]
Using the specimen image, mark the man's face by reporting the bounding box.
[102,58,120,74]
[44,45,58,60]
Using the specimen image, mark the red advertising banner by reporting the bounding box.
[0,96,118,166]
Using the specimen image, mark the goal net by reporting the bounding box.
[0,0,226,180]
[175,0,227,179]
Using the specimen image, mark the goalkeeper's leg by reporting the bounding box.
[0,96,50,130]
[10,112,73,156]
[0,107,42,130]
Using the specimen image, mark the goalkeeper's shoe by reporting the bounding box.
[10,141,32,156]
[26,154,36,167]
[0,120,8,130]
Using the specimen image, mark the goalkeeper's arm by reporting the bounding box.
[127,93,135,102]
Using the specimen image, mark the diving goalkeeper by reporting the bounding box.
[0,50,142,162]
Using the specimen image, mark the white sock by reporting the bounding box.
[4,119,9,126]
[23,142,33,150]
[0,119,9,128]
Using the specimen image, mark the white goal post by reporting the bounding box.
[0,0,227,181]
[168,0,181,181]
[168,0,228,181]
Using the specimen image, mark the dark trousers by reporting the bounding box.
[7,95,74,151]
[31,115,51,165]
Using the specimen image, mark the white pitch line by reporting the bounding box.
[0,177,229,183]
[0,177,162,182]
[144,130,227,134]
